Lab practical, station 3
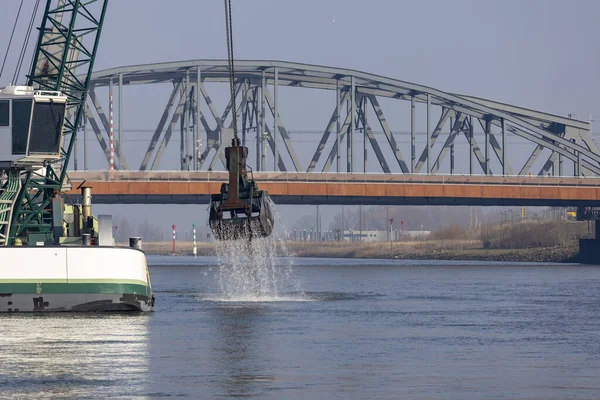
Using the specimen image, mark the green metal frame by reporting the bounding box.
[0,170,22,245]
[8,0,108,244]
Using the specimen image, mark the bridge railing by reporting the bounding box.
[68,171,600,188]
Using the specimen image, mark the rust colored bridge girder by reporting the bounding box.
[64,172,600,207]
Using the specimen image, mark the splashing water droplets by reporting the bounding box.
[213,231,304,302]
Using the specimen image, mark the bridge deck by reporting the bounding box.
[65,172,600,206]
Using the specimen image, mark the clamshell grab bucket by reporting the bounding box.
[208,139,274,241]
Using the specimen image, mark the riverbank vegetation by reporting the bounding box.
[139,219,588,263]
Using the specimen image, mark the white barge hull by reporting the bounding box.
[0,247,154,312]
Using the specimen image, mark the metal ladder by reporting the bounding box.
[0,170,21,246]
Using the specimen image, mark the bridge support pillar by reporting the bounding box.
[261,70,266,171]
[426,94,431,175]
[411,96,415,173]
[501,118,506,176]
[118,72,123,169]
[558,153,563,176]
[469,117,474,175]
[195,66,201,171]
[348,76,355,173]
[579,220,600,264]
[363,96,368,173]
[274,67,279,171]
[484,119,491,175]
[336,79,341,173]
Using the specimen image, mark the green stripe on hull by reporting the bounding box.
[0,278,148,285]
[0,282,152,297]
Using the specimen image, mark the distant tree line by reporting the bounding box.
[113,217,165,243]
[291,205,566,234]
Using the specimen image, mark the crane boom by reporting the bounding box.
[2,0,274,245]
[6,0,108,245]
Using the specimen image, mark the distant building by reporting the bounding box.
[342,230,431,242]
[287,229,431,242]
[342,230,385,242]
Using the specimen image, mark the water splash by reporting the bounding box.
[201,294,314,303]
[213,233,305,302]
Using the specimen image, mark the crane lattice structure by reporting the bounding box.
[3,0,107,245]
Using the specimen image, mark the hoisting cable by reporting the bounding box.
[224,0,238,141]
[0,0,25,81]
[13,0,41,85]
[24,0,44,87]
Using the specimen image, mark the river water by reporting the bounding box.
[1,256,600,399]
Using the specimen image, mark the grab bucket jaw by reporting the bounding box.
[208,140,275,241]
[209,191,274,240]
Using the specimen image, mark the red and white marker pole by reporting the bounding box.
[109,82,115,171]
[172,224,177,253]
[401,220,405,241]
[192,223,197,258]
[389,218,393,251]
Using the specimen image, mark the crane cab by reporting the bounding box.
[0,85,67,168]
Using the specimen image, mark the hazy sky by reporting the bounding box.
[1,0,599,235]
[2,0,599,117]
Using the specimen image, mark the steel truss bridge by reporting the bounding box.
[80,59,600,177]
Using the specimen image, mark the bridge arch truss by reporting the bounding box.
[82,59,600,177]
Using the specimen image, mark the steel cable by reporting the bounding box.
[13,0,41,85]
[224,0,238,140]
[0,0,25,81]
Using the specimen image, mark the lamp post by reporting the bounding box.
[316,205,320,241]
[359,205,362,242]
[341,205,344,241]
[386,206,389,241]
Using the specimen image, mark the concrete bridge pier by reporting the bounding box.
[579,220,600,264]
